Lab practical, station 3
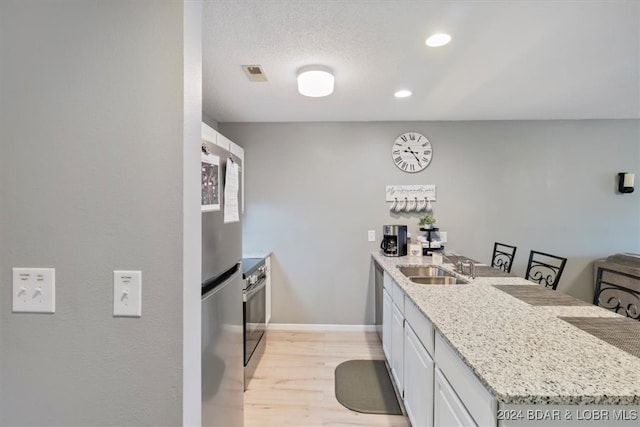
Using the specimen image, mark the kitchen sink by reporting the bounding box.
[410,276,463,285]
[398,266,453,277]
[398,265,469,285]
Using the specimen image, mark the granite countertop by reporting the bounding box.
[372,252,640,406]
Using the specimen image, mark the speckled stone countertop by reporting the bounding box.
[372,252,640,406]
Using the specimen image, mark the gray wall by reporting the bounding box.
[0,1,191,425]
[202,111,219,131]
[220,120,640,325]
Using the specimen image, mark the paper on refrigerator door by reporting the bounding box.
[223,158,240,223]
[201,153,220,212]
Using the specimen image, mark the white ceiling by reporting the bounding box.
[202,0,640,123]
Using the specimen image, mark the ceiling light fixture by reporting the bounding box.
[426,33,451,47]
[297,65,334,97]
[394,90,412,98]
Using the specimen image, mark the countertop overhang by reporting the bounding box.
[372,252,640,406]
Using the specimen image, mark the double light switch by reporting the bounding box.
[12,268,56,313]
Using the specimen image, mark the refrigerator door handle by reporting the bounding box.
[202,264,241,297]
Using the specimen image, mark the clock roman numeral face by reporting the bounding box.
[391,132,432,173]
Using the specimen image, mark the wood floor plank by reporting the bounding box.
[244,329,410,427]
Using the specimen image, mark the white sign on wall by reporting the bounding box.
[385,184,436,202]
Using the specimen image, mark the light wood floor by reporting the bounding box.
[244,329,410,427]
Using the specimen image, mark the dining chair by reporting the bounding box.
[593,267,640,320]
[525,250,567,290]
[491,242,517,273]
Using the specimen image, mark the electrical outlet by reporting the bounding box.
[368,230,376,242]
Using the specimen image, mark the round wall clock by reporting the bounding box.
[392,132,432,173]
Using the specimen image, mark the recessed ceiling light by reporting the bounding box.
[297,65,334,97]
[426,33,451,47]
[394,90,412,98]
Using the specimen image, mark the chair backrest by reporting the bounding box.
[593,267,640,320]
[525,250,567,290]
[491,242,517,273]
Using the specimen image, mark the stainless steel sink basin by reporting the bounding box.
[398,266,453,277]
[410,276,462,285]
[398,265,469,285]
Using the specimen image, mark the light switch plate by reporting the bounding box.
[113,271,142,317]
[439,231,448,243]
[12,268,55,313]
[368,230,376,242]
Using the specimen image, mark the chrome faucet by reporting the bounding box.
[457,259,476,279]
[467,260,476,279]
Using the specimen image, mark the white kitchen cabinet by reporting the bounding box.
[435,333,497,427]
[383,270,393,291]
[382,287,392,362]
[405,297,435,356]
[201,122,218,146]
[391,302,405,394]
[391,279,405,314]
[404,323,434,427]
[215,131,232,151]
[434,368,478,427]
[382,271,407,397]
[201,122,245,213]
[265,255,271,324]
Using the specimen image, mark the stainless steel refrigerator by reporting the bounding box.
[201,141,244,427]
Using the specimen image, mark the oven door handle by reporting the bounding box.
[244,279,266,301]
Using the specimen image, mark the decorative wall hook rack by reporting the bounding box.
[386,185,436,212]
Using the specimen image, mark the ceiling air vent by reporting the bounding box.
[242,65,268,82]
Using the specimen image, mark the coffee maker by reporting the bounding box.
[381,225,408,257]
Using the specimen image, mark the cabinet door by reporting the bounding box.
[435,333,496,426]
[383,270,393,291]
[382,288,392,362]
[404,323,434,427]
[374,261,384,340]
[391,302,404,394]
[434,369,477,427]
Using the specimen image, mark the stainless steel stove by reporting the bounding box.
[241,258,267,390]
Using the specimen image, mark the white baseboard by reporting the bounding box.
[267,323,377,332]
